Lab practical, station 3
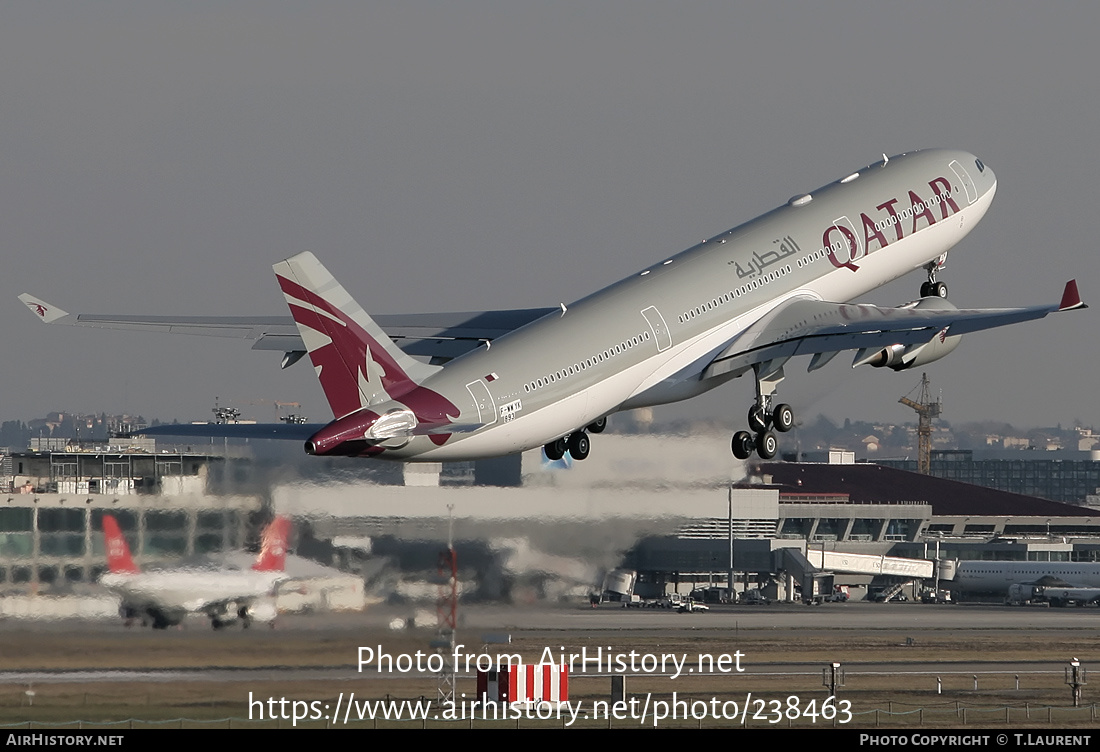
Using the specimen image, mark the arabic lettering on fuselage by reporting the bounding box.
[733,235,802,279]
[820,176,961,273]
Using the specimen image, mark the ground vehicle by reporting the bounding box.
[677,598,709,613]
[740,589,770,605]
[920,588,953,604]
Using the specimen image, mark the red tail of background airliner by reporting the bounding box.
[252,516,291,572]
[101,514,290,573]
[102,515,140,574]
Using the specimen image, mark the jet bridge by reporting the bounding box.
[806,550,934,579]
[780,548,835,604]
[780,548,933,603]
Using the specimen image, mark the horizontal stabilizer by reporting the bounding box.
[413,423,483,436]
[17,292,554,365]
[128,423,325,441]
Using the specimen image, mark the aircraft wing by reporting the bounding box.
[704,281,1086,380]
[18,294,555,366]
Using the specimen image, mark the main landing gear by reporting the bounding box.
[731,363,795,461]
[543,418,606,461]
[919,254,948,299]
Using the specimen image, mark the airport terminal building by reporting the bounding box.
[0,439,363,617]
[3,431,1100,607]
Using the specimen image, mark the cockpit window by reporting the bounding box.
[975,158,985,173]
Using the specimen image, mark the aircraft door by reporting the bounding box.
[641,306,672,352]
[948,160,977,204]
[825,216,863,269]
[465,380,498,426]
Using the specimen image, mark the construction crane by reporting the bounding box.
[899,373,942,475]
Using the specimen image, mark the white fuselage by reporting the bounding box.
[953,561,1100,594]
[381,149,997,460]
[101,569,283,615]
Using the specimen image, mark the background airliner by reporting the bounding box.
[21,149,1085,463]
[100,515,290,629]
[953,561,1100,596]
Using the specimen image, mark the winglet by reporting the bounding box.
[1058,280,1088,312]
[102,515,140,574]
[252,516,291,572]
[18,294,71,324]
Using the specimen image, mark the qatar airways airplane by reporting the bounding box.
[20,149,1085,462]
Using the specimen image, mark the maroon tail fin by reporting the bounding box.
[274,252,439,419]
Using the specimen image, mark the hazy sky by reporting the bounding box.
[4,2,1098,431]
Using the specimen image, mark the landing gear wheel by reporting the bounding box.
[772,403,795,433]
[756,431,777,460]
[544,438,567,461]
[567,431,591,460]
[932,281,948,298]
[920,281,933,298]
[747,406,769,432]
[587,417,607,434]
[731,431,754,460]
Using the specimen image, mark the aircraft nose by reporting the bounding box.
[973,155,996,192]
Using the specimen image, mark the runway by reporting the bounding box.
[437,601,1100,631]
[1,601,1097,729]
[1,601,1096,679]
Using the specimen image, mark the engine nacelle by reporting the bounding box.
[892,297,964,370]
[853,297,962,371]
[305,402,420,457]
[891,327,962,370]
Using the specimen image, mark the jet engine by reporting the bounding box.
[853,297,962,371]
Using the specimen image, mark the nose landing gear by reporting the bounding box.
[920,280,948,299]
[920,254,948,299]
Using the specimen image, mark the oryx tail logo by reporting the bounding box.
[275,254,460,447]
[277,272,403,418]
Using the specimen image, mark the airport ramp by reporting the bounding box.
[806,550,933,579]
